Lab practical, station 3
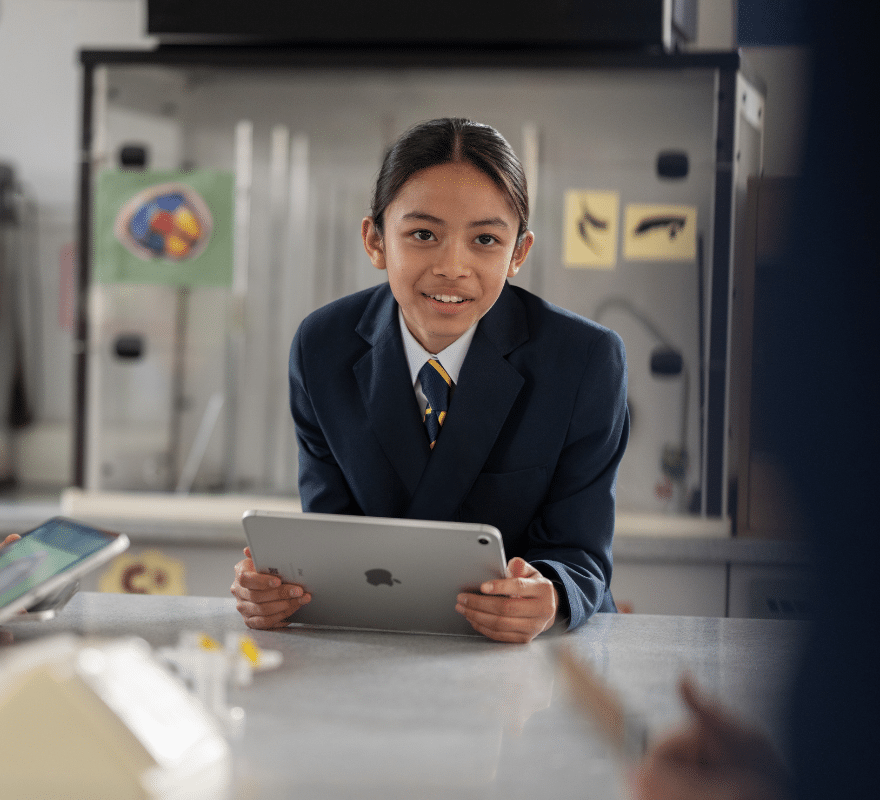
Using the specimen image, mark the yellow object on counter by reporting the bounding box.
[99,549,187,595]
[239,637,261,667]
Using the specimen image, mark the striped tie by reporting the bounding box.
[419,359,452,450]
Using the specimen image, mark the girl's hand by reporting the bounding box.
[231,546,312,629]
[455,556,559,643]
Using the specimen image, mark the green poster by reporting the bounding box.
[93,169,235,287]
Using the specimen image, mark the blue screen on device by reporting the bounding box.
[0,519,114,608]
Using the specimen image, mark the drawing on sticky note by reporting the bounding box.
[633,215,687,239]
[624,204,697,261]
[564,190,619,269]
[99,549,187,595]
[576,200,609,253]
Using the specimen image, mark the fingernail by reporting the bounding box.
[457,595,467,606]
[289,587,301,598]
[481,583,493,594]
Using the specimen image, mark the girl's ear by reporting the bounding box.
[362,217,387,270]
[507,230,535,277]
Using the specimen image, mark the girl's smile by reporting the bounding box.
[362,160,533,354]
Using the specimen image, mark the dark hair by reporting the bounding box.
[370,118,530,244]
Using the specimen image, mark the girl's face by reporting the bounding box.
[362,160,533,354]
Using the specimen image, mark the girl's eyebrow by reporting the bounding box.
[470,216,509,229]
[400,211,509,228]
[401,211,444,225]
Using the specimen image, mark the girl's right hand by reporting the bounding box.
[231,546,312,629]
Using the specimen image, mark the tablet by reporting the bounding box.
[0,517,130,624]
[242,510,508,636]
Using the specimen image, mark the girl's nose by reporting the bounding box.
[433,242,471,278]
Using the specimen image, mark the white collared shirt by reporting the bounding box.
[398,307,477,416]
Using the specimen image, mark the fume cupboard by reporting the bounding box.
[73,46,764,531]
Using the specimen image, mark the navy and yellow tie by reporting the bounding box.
[418,359,452,449]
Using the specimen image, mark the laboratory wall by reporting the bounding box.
[0,0,155,483]
[0,0,811,495]
[88,64,730,508]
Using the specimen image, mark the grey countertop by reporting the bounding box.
[3,593,805,799]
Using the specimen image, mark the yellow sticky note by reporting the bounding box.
[99,549,187,595]
[563,190,619,269]
[623,204,697,261]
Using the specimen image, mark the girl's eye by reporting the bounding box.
[476,234,497,245]
[413,230,434,241]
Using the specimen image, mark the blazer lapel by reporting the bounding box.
[406,283,529,522]
[353,286,430,500]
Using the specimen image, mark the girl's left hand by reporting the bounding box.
[456,556,559,643]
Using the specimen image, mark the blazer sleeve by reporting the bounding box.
[527,327,629,630]
[289,326,363,516]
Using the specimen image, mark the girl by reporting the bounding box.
[232,118,628,643]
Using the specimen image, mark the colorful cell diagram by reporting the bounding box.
[114,182,214,263]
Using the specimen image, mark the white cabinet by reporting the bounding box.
[727,563,812,620]
[611,561,727,617]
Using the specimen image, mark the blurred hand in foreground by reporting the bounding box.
[632,675,791,800]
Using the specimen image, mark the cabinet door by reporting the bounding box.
[611,561,727,616]
[727,564,811,620]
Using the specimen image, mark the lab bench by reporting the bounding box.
[2,592,804,800]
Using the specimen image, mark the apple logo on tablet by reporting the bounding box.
[365,569,401,587]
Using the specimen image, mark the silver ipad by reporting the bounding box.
[242,510,508,636]
[0,517,129,624]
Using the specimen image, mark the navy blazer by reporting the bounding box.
[289,281,629,630]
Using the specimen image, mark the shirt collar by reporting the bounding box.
[398,306,477,387]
